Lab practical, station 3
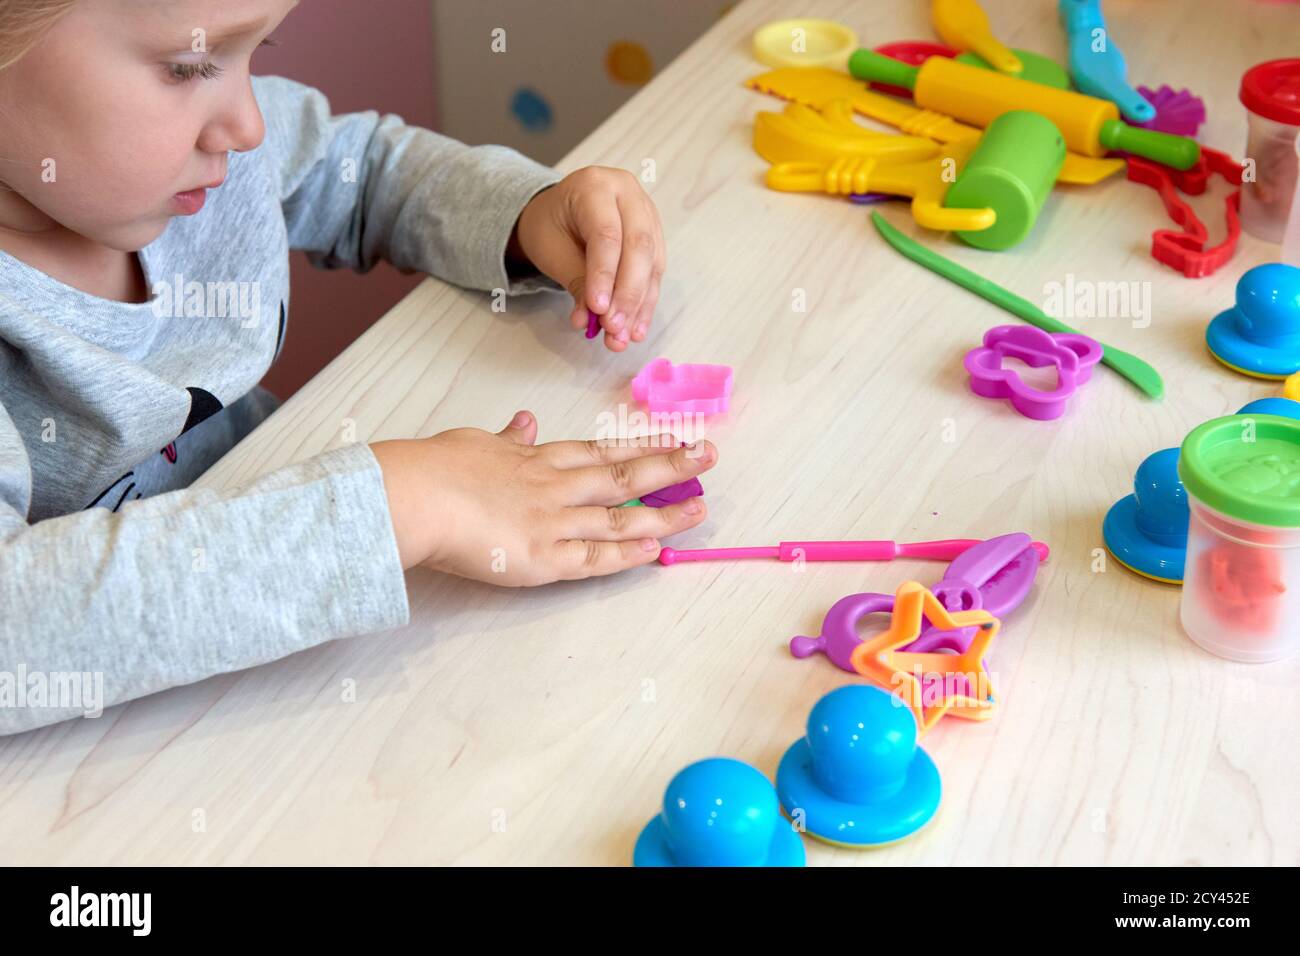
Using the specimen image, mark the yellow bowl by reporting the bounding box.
[751,18,858,70]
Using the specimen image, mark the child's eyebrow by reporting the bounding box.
[199,17,272,45]
[193,0,300,46]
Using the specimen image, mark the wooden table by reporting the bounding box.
[4,0,1298,866]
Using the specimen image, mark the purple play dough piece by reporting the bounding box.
[848,192,896,204]
[640,476,704,508]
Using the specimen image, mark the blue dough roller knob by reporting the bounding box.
[776,685,940,848]
[1206,264,1300,380]
[633,757,805,866]
[1103,447,1187,584]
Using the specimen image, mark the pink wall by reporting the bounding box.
[253,0,438,399]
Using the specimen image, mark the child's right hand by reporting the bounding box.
[370,410,715,585]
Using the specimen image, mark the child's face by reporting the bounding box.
[0,0,298,252]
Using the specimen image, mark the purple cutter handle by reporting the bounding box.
[789,591,895,673]
[791,534,1048,668]
[905,533,1043,653]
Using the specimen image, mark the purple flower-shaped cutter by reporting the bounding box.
[964,325,1103,421]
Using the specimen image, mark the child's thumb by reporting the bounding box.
[499,410,538,445]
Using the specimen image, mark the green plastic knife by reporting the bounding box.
[871,211,1164,400]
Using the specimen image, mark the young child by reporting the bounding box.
[0,0,716,735]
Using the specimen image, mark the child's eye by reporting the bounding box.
[166,59,224,83]
[164,38,277,84]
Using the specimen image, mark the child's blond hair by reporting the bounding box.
[1,0,80,70]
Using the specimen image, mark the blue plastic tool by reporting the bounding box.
[776,686,940,848]
[1102,397,1300,586]
[1238,397,1300,419]
[1207,264,1300,380]
[1059,0,1155,123]
[634,757,805,866]
[1103,448,1188,584]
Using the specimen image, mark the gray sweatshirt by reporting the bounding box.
[0,76,562,735]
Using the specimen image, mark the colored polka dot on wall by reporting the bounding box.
[509,87,553,133]
[605,40,653,85]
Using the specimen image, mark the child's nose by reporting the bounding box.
[199,78,266,155]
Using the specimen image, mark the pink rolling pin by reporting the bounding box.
[659,539,986,566]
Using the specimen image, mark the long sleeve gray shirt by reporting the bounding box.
[0,76,562,735]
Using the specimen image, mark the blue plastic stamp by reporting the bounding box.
[634,757,805,866]
[1237,397,1300,420]
[1207,264,1300,379]
[1103,447,1188,584]
[776,686,940,848]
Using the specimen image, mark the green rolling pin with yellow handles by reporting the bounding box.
[848,49,1201,171]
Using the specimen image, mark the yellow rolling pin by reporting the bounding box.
[847,49,1201,170]
[745,67,1124,185]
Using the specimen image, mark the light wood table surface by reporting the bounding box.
[4,0,1299,866]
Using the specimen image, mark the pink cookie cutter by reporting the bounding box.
[631,358,733,415]
[964,325,1102,421]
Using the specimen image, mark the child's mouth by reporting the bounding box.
[172,188,208,215]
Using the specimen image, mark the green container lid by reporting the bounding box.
[1179,414,1300,527]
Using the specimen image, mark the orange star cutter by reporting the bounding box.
[849,580,1000,736]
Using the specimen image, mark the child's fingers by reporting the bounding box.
[575,193,623,324]
[606,193,658,338]
[630,274,660,344]
[563,497,707,540]
[564,441,716,507]
[630,201,666,342]
[551,536,663,580]
[539,434,681,469]
[534,238,593,333]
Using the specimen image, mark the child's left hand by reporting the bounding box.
[509,167,665,352]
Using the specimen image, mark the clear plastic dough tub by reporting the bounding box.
[1240,59,1300,243]
[1179,414,1300,662]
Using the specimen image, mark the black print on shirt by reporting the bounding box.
[87,386,226,511]
[273,300,287,361]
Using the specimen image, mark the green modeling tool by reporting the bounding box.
[871,211,1164,399]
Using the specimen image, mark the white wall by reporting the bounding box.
[431,0,735,165]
